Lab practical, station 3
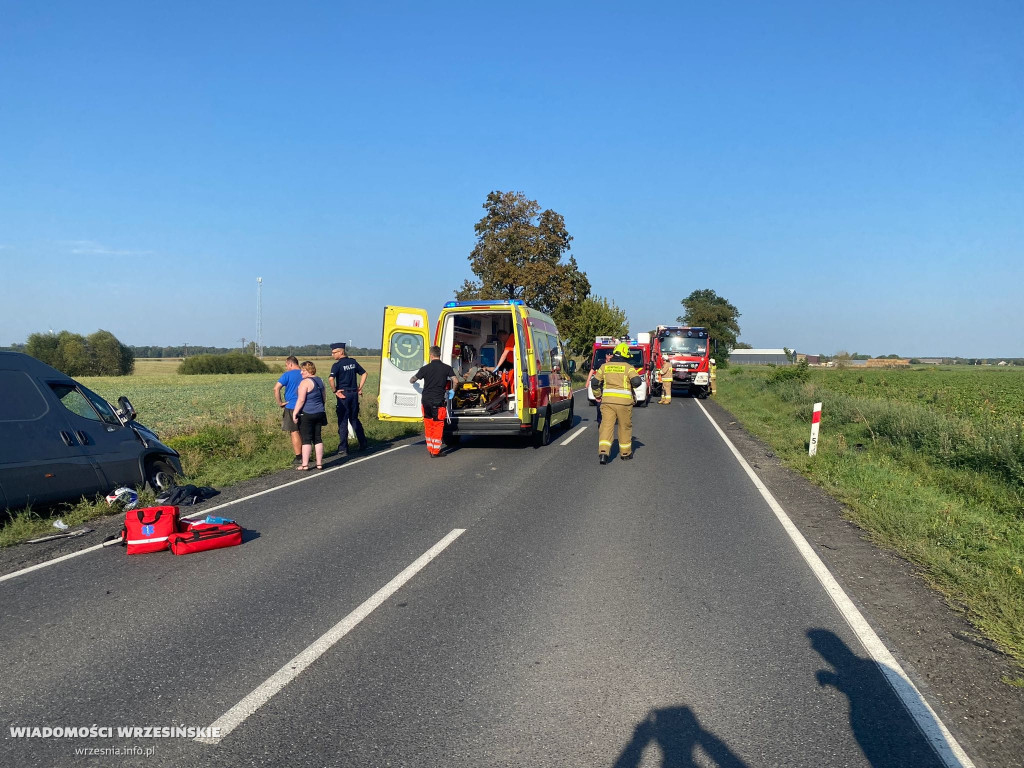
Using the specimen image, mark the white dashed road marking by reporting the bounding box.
[197,528,466,745]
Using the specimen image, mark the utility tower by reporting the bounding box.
[256,277,264,358]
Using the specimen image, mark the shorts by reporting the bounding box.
[282,408,300,433]
[298,413,325,445]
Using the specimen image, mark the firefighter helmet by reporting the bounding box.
[613,342,631,358]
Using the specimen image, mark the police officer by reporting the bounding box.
[328,342,368,456]
[592,342,643,464]
[658,357,674,404]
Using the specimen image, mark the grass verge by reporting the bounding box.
[715,366,1024,668]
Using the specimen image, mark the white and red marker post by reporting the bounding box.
[809,402,822,456]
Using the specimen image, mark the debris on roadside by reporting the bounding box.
[27,527,93,544]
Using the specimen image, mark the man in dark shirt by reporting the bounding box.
[329,342,368,456]
[410,346,458,457]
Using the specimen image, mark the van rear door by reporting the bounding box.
[378,306,431,422]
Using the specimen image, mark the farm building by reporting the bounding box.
[864,358,910,368]
[729,349,792,365]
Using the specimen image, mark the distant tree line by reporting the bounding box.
[126,343,381,358]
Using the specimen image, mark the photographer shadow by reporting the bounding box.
[613,705,748,768]
[809,628,947,767]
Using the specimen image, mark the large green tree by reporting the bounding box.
[24,329,134,376]
[87,329,135,375]
[677,289,741,364]
[25,332,60,369]
[563,296,629,359]
[456,191,590,324]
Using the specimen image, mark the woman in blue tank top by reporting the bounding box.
[292,361,328,469]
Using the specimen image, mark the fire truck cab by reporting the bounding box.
[651,326,714,399]
[586,334,652,408]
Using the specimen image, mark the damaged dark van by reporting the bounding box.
[0,351,182,512]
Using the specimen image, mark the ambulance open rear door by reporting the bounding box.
[378,306,430,422]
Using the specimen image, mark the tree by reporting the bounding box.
[677,289,741,363]
[24,329,133,376]
[456,191,590,322]
[563,296,629,359]
[25,332,60,368]
[87,330,134,375]
[56,331,90,376]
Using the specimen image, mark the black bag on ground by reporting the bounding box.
[155,484,219,507]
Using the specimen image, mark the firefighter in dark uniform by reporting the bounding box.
[592,342,642,464]
[329,342,368,456]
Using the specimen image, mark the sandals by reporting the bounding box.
[296,465,309,471]
[315,464,324,470]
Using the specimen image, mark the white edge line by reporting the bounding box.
[195,527,466,745]
[0,444,412,584]
[694,400,975,768]
[559,424,588,446]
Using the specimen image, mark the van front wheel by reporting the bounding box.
[145,458,179,493]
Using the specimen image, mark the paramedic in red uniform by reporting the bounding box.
[410,346,459,457]
[490,328,517,395]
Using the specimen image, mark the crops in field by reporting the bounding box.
[733,366,1024,493]
[801,366,1024,422]
[86,358,383,437]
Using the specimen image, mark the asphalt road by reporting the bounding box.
[0,394,964,767]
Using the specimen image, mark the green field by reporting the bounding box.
[715,365,1024,670]
[796,366,1024,421]
[87,357,379,437]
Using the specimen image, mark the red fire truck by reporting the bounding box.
[651,326,714,399]
[586,334,652,407]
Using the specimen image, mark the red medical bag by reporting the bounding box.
[167,520,242,555]
[123,506,179,555]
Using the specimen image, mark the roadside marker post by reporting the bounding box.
[809,402,822,456]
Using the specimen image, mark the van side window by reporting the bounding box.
[534,333,551,372]
[49,384,103,423]
[0,371,49,421]
[81,386,122,426]
[547,334,560,371]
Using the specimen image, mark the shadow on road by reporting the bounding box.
[612,705,749,768]
[808,628,946,767]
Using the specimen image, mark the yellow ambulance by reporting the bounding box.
[377,300,576,446]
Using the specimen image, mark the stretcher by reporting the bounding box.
[452,369,508,415]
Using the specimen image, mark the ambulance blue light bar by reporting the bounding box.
[443,299,524,307]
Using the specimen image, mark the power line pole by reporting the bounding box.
[256,277,263,358]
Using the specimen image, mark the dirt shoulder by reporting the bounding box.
[702,397,1023,767]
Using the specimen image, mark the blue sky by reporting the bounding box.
[1,1,1021,357]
